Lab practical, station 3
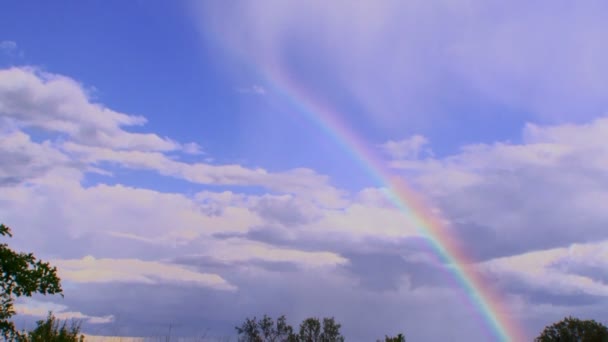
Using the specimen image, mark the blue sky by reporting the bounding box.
[0,1,532,191]
[0,1,377,191]
[2,1,608,341]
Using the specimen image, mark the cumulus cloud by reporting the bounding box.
[370,115,608,337]
[0,67,184,152]
[4,62,608,340]
[0,130,72,186]
[252,194,321,226]
[480,240,608,298]
[382,117,608,262]
[0,67,345,206]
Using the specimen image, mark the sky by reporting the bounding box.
[1,1,608,341]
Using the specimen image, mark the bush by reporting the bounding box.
[21,312,84,342]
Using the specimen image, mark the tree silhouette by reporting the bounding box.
[381,333,406,342]
[236,315,344,342]
[535,316,608,342]
[23,311,84,342]
[0,224,63,340]
[236,314,298,342]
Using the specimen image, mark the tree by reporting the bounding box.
[236,316,262,342]
[382,333,406,342]
[535,316,608,342]
[0,223,63,340]
[22,311,84,342]
[298,317,345,342]
[299,318,321,342]
[320,317,344,342]
[236,314,297,342]
[236,315,344,342]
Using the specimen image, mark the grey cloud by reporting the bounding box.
[48,269,499,342]
[174,254,301,275]
[340,251,451,292]
[0,131,78,187]
[228,224,457,291]
[252,196,319,226]
[436,161,608,261]
[495,275,607,308]
[550,261,608,287]
[380,119,608,263]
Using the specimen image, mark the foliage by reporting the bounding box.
[236,314,297,342]
[0,223,63,340]
[298,318,321,342]
[319,317,344,342]
[236,315,344,342]
[379,333,406,342]
[20,311,84,342]
[535,316,608,342]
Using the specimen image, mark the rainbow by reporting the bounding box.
[254,66,525,341]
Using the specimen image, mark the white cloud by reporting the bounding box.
[53,256,236,291]
[5,62,608,339]
[191,238,348,269]
[60,142,347,207]
[0,67,183,152]
[380,135,431,160]
[237,84,267,95]
[0,177,263,246]
[14,299,114,324]
[381,116,608,267]
[83,336,146,342]
[0,40,18,55]
[181,141,203,155]
[0,67,347,206]
[0,130,72,185]
[480,240,608,297]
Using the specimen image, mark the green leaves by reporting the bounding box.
[298,318,321,342]
[535,316,608,342]
[382,333,406,342]
[299,317,344,342]
[0,223,63,340]
[236,315,344,342]
[236,314,297,342]
[0,224,12,238]
[21,311,84,342]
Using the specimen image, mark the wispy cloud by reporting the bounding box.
[236,84,266,95]
[53,256,237,291]
[195,1,608,129]
[14,299,114,324]
[0,40,22,57]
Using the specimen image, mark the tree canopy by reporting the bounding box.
[22,311,84,342]
[380,333,406,342]
[236,315,345,342]
[0,223,63,340]
[535,316,608,342]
